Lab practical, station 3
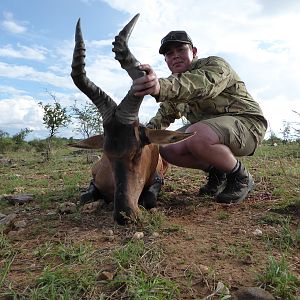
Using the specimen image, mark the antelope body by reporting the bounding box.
[71,14,193,224]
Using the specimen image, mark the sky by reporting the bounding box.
[0,0,299,141]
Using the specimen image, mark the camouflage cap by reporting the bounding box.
[159,31,193,54]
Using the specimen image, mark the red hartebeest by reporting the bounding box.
[70,14,193,224]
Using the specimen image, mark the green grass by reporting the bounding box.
[0,142,299,299]
[217,211,230,221]
[28,265,98,300]
[257,255,300,300]
[264,216,300,251]
[3,239,100,299]
[225,241,253,261]
[0,148,91,203]
[134,207,166,234]
[111,240,178,299]
[0,228,18,292]
[0,228,14,258]
[34,240,94,264]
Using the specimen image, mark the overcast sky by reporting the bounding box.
[0,0,299,140]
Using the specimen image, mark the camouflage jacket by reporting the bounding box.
[148,56,267,142]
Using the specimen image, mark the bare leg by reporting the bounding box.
[160,122,237,172]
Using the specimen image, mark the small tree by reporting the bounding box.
[0,130,8,138]
[291,110,300,140]
[12,128,32,150]
[39,92,70,160]
[71,100,103,138]
[281,121,291,144]
[0,130,13,153]
[71,100,103,163]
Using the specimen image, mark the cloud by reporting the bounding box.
[0,85,26,95]
[260,95,299,137]
[0,62,73,89]
[0,44,47,60]
[1,11,27,34]
[0,97,43,130]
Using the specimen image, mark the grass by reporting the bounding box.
[0,228,17,292]
[226,241,253,261]
[257,255,300,299]
[34,240,95,264]
[135,207,166,234]
[217,211,230,221]
[264,216,300,251]
[0,142,299,299]
[27,265,98,300]
[111,239,178,299]
[3,239,100,299]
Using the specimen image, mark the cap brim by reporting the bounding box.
[159,40,192,54]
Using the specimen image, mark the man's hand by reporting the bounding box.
[131,64,160,97]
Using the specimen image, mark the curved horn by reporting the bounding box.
[112,14,145,124]
[112,13,145,80]
[71,18,117,124]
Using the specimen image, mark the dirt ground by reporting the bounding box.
[1,163,299,299]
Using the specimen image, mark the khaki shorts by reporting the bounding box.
[179,116,257,157]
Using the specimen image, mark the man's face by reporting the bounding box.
[164,43,197,74]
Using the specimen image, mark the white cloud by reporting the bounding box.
[0,85,26,95]
[0,44,47,60]
[0,62,73,89]
[1,11,27,34]
[0,97,43,130]
[260,95,300,138]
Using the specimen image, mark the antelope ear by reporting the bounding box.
[146,128,195,145]
[68,135,104,149]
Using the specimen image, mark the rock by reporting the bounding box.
[14,220,27,229]
[3,194,34,205]
[206,281,230,299]
[98,271,115,281]
[104,229,115,241]
[0,213,17,225]
[106,235,115,242]
[215,281,230,296]
[2,194,33,205]
[0,213,7,220]
[81,201,100,213]
[150,232,160,239]
[46,210,57,216]
[89,155,101,163]
[198,264,209,274]
[0,157,12,165]
[232,287,275,300]
[107,229,114,236]
[58,202,77,214]
[132,232,144,239]
[253,228,263,236]
[7,228,25,238]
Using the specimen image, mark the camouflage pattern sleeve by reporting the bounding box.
[147,101,183,129]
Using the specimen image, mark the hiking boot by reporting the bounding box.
[199,167,227,196]
[80,180,101,205]
[217,164,254,204]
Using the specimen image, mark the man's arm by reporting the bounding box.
[147,101,182,129]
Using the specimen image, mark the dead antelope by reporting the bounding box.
[70,14,193,224]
